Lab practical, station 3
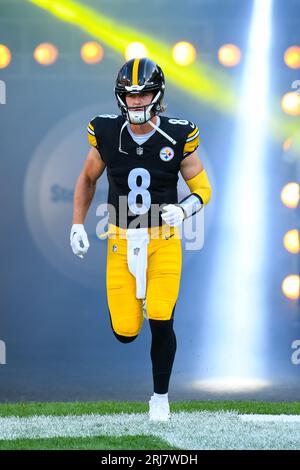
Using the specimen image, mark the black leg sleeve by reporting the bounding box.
[149,318,177,394]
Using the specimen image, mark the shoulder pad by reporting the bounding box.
[87,114,119,147]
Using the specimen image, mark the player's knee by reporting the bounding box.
[110,315,143,340]
[112,331,138,343]
[147,300,175,321]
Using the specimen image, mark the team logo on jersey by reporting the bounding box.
[136,147,143,156]
[159,147,174,162]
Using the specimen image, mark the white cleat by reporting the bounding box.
[149,395,170,422]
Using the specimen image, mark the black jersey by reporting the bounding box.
[87,114,200,228]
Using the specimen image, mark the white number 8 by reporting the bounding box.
[128,168,151,215]
[168,118,189,125]
[97,114,118,119]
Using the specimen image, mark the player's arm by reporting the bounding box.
[72,146,106,224]
[161,149,212,227]
[70,147,106,258]
[179,149,212,215]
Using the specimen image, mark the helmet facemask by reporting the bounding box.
[116,89,162,125]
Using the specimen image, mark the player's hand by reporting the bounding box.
[161,204,184,227]
[70,224,90,259]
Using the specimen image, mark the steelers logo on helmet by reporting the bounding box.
[114,57,165,125]
[160,147,175,162]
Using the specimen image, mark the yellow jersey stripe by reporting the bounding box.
[132,58,140,85]
[183,135,200,154]
[88,133,97,147]
[186,130,200,142]
[87,124,95,136]
[187,126,198,138]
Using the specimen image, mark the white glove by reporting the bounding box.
[70,224,90,259]
[161,204,184,227]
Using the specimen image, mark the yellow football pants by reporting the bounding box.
[106,224,182,337]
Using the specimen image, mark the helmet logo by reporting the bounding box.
[125,84,145,92]
[159,147,174,162]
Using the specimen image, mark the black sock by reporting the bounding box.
[149,318,177,394]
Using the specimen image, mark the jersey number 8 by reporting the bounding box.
[168,118,189,125]
[128,168,151,215]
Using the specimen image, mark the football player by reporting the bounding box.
[70,58,212,421]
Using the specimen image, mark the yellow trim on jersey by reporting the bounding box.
[88,132,97,147]
[185,169,212,206]
[187,126,198,139]
[87,121,97,147]
[183,134,200,154]
[88,123,95,135]
[132,58,140,85]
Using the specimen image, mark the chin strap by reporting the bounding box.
[119,120,129,154]
[119,117,177,155]
[148,119,177,145]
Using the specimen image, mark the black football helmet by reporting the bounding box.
[114,57,165,124]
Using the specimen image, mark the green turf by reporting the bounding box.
[1,401,300,450]
[0,435,178,451]
[0,400,299,417]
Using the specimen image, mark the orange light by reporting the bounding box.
[218,44,241,67]
[281,182,300,209]
[283,229,300,254]
[80,41,104,64]
[34,43,58,66]
[172,42,196,66]
[0,44,11,69]
[284,46,300,69]
[282,275,300,300]
[281,92,300,116]
[282,137,292,152]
